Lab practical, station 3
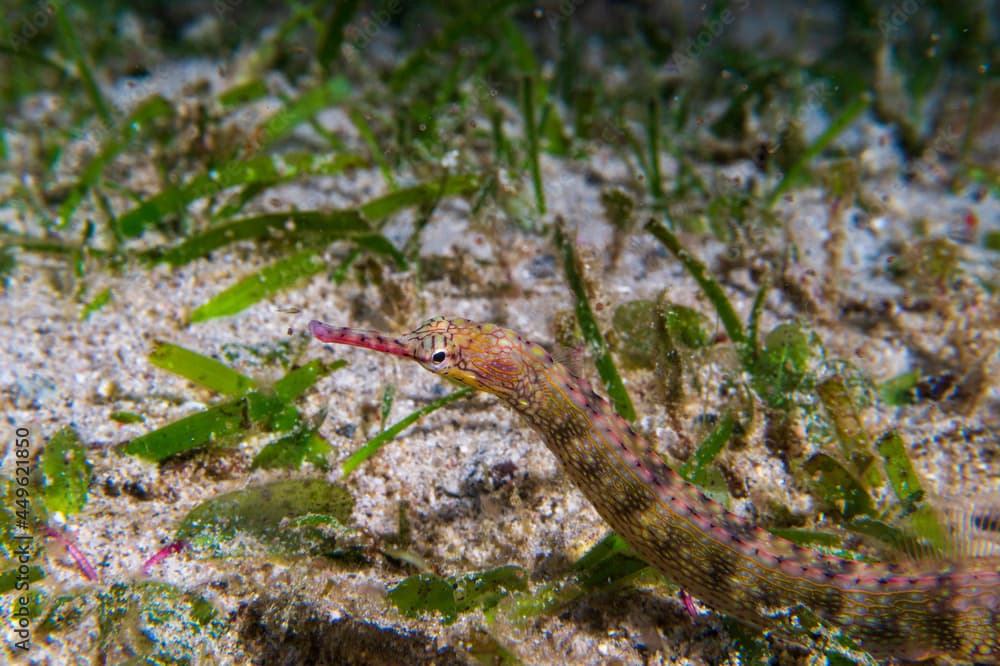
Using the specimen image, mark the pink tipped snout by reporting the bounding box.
[308,319,338,341]
[308,320,413,358]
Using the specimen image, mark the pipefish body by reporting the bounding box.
[309,316,1000,663]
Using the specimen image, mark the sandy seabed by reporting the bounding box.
[2,54,999,666]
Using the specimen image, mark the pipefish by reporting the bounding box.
[309,316,1000,663]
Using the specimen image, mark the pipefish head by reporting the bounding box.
[309,316,532,401]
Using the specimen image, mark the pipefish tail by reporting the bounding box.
[309,316,1000,663]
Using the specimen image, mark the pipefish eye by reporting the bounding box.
[431,350,447,364]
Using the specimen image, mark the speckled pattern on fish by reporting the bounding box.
[310,316,1000,663]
